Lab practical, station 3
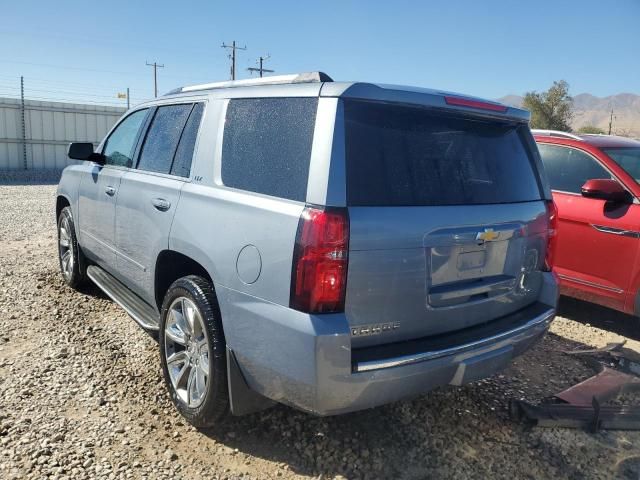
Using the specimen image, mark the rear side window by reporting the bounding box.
[538,144,611,193]
[171,103,204,177]
[137,104,193,174]
[344,100,542,206]
[221,97,318,201]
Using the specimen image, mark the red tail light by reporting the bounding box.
[290,207,349,313]
[444,95,508,112]
[544,200,558,271]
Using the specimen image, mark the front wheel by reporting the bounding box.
[57,206,88,289]
[159,275,229,427]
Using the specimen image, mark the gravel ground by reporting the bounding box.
[1,173,639,479]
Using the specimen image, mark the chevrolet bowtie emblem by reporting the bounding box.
[476,228,500,243]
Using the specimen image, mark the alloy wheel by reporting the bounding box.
[164,297,210,408]
[58,216,74,280]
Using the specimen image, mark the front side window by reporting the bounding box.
[538,144,611,194]
[137,104,193,174]
[102,109,148,167]
[602,147,640,184]
[221,97,318,201]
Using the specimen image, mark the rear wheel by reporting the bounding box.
[159,275,228,427]
[57,206,88,289]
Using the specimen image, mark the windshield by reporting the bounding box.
[603,147,640,183]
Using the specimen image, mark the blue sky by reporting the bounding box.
[0,0,638,107]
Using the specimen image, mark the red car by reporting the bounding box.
[534,130,640,315]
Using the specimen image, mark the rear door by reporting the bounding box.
[538,143,640,312]
[341,100,550,347]
[77,109,149,267]
[114,102,204,305]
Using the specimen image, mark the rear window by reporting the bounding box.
[221,97,318,201]
[344,100,542,206]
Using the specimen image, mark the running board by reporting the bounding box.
[87,265,160,331]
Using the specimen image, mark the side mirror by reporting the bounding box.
[67,142,105,165]
[581,179,631,203]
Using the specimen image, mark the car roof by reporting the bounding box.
[143,71,530,123]
[532,130,640,148]
[579,134,640,148]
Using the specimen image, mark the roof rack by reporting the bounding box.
[165,72,333,95]
[531,129,583,141]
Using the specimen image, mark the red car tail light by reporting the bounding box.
[544,200,558,271]
[290,206,349,313]
[444,95,508,112]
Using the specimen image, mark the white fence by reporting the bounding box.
[0,97,126,170]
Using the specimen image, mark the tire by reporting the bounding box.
[159,275,228,427]
[57,206,89,289]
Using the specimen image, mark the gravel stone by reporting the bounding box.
[0,171,639,479]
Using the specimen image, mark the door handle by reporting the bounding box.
[105,186,116,196]
[151,198,171,211]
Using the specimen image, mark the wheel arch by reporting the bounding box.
[154,250,215,312]
[56,195,71,220]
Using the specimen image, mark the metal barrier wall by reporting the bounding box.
[0,97,125,170]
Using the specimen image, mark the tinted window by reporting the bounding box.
[103,109,148,167]
[137,104,192,174]
[603,147,640,183]
[538,144,611,193]
[171,103,204,177]
[221,98,318,201]
[344,100,542,206]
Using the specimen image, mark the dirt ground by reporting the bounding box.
[1,178,639,479]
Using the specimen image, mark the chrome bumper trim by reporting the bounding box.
[354,308,555,373]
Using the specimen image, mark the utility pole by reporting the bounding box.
[145,61,164,97]
[221,41,246,80]
[20,76,27,170]
[247,55,274,78]
[608,108,615,135]
[126,87,130,109]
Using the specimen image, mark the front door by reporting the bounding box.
[77,108,149,268]
[539,143,640,311]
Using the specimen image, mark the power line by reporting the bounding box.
[221,41,247,80]
[146,61,165,97]
[247,55,274,78]
[0,58,139,76]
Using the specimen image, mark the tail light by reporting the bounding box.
[290,206,349,313]
[544,200,558,271]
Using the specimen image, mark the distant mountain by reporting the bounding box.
[497,93,640,137]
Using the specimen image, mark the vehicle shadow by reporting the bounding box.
[557,296,640,341]
[195,332,610,479]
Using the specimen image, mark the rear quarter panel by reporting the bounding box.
[167,96,306,353]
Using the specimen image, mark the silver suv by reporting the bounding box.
[57,72,558,427]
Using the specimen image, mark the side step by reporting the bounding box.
[87,265,160,331]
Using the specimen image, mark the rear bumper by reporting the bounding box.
[217,274,557,416]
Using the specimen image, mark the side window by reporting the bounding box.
[102,109,148,167]
[221,97,318,201]
[137,104,193,174]
[171,103,204,177]
[538,144,611,193]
